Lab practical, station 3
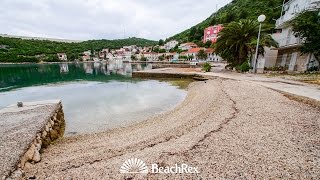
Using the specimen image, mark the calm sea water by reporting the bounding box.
[0,62,187,135]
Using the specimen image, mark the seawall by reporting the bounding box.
[0,100,65,179]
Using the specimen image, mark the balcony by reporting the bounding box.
[276,0,320,28]
[278,36,302,48]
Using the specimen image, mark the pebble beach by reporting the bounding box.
[22,78,320,179]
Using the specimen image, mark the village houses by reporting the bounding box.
[57,53,67,61]
[178,42,198,51]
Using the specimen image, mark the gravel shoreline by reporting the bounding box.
[23,78,320,179]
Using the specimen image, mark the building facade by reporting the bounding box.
[205,48,223,62]
[178,42,198,51]
[274,0,320,72]
[203,24,223,43]
[57,53,67,61]
[164,40,179,51]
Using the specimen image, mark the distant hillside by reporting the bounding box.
[0,34,83,43]
[0,36,157,63]
[168,0,283,43]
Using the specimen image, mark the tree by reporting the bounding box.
[140,56,147,61]
[247,34,278,63]
[131,55,137,61]
[159,55,165,61]
[197,49,207,60]
[204,41,212,48]
[292,11,320,59]
[0,36,157,62]
[68,53,78,61]
[159,49,166,53]
[153,46,160,53]
[158,39,164,46]
[215,19,277,66]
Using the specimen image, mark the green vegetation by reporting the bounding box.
[158,55,165,61]
[152,46,166,53]
[202,62,211,72]
[0,37,157,63]
[215,19,277,67]
[158,39,165,46]
[236,61,250,72]
[168,0,283,43]
[292,11,320,59]
[131,55,137,61]
[140,56,147,61]
[197,49,207,60]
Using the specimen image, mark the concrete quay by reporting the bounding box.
[0,100,65,179]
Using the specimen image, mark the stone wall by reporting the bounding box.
[152,64,200,69]
[132,71,198,79]
[8,102,65,179]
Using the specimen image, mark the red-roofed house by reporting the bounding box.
[178,42,198,51]
[205,48,215,61]
[205,48,223,62]
[185,48,204,60]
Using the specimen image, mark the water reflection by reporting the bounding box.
[0,61,188,135]
[60,63,69,73]
[0,62,151,92]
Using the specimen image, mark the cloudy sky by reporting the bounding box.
[0,0,231,41]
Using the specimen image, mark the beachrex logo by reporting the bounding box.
[120,158,148,174]
[120,158,199,174]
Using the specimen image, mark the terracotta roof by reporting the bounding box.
[187,48,202,53]
[205,48,215,53]
[182,42,197,46]
[143,52,158,55]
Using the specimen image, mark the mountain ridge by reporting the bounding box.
[168,0,283,43]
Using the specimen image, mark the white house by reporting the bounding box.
[205,48,223,62]
[178,42,198,51]
[273,0,320,72]
[164,40,179,51]
[185,48,203,60]
[57,53,67,61]
[106,53,114,60]
[143,52,159,61]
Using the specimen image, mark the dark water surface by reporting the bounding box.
[0,62,187,135]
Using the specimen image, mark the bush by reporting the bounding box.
[203,62,211,72]
[140,57,147,61]
[236,61,250,72]
[307,66,319,72]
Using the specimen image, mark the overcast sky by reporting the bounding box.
[0,0,231,41]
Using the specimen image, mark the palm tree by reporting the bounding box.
[247,34,278,66]
[215,19,278,67]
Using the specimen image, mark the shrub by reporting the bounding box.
[203,62,211,72]
[237,61,250,72]
[140,56,147,61]
[307,66,319,72]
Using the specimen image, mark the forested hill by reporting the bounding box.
[168,0,283,43]
[0,36,157,63]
